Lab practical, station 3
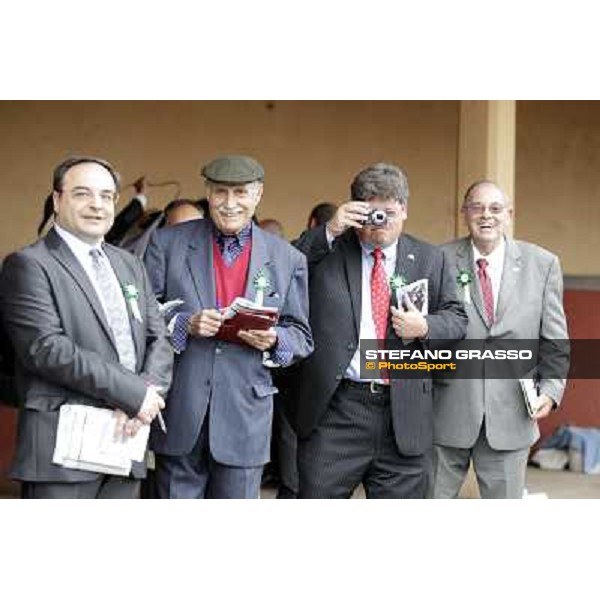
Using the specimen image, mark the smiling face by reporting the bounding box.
[462,182,512,255]
[53,162,118,244]
[356,196,407,248]
[207,181,262,235]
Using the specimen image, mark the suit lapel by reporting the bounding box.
[458,238,489,328]
[244,223,274,301]
[45,229,116,348]
[495,237,522,323]
[385,235,419,339]
[342,232,362,334]
[186,219,215,308]
[393,235,419,304]
[103,245,144,363]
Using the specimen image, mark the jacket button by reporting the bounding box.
[215,348,222,355]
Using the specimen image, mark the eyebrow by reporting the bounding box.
[70,186,114,193]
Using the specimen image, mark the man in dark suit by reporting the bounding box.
[144,155,313,499]
[0,156,173,499]
[287,162,467,499]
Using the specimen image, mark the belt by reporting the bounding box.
[341,379,390,395]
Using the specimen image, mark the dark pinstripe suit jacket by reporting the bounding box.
[286,225,467,456]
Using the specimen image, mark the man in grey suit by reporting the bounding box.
[144,155,313,499]
[0,156,173,499]
[286,162,467,498]
[432,181,568,499]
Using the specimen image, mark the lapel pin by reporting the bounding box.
[252,269,271,306]
[122,283,143,323]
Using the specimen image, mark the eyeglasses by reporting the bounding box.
[63,187,118,204]
[463,203,507,216]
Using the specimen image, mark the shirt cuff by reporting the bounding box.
[169,312,193,354]
[134,194,148,209]
[324,226,335,248]
[265,327,294,367]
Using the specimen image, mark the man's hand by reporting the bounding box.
[534,394,555,420]
[137,385,165,425]
[326,201,370,238]
[114,409,144,439]
[237,327,277,351]
[187,309,224,338]
[391,298,429,339]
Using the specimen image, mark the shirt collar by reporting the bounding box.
[472,236,505,271]
[360,239,398,263]
[212,221,252,247]
[54,224,103,258]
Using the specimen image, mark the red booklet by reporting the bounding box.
[216,297,279,345]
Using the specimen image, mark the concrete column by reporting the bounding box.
[454,101,516,499]
[455,100,516,237]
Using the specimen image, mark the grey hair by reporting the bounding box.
[350,162,409,205]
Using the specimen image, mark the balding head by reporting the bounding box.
[462,180,513,255]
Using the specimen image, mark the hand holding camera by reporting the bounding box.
[326,201,388,239]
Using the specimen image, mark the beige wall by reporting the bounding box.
[0,101,459,259]
[515,101,600,275]
[1,100,599,275]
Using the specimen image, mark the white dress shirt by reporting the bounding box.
[345,241,397,382]
[53,224,127,320]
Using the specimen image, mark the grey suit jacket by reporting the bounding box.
[0,228,174,482]
[433,236,568,451]
[144,219,313,467]
[286,226,468,456]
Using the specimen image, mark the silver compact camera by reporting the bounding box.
[364,209,388,227]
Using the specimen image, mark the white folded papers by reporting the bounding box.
[53,404,149,476]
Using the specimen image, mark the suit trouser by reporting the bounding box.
[431,421,529,499]
[21,476,140,499]
[297,380,431,499]
[155,418,263,499]
[272,401,299,498]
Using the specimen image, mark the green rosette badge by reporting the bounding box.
[252,269,271,306]
[389,273,407,306]
[123,283,142,322]
[456,269,473,304]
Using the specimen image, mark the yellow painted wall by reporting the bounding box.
[0,100,458,259]
[1,100,599,275]
[515,101,600,275]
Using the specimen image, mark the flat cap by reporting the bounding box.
[201,155,265,184]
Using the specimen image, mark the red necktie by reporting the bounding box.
[371,247,390,383]
[371,247,391,340]
[476,258,494,325]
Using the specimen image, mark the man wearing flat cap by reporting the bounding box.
[145,155,313,499]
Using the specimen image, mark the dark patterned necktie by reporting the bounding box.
[477,257,495,325]
[218,235,243,266]
[90,249,137,371]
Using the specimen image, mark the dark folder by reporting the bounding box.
[216,298,279,345]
